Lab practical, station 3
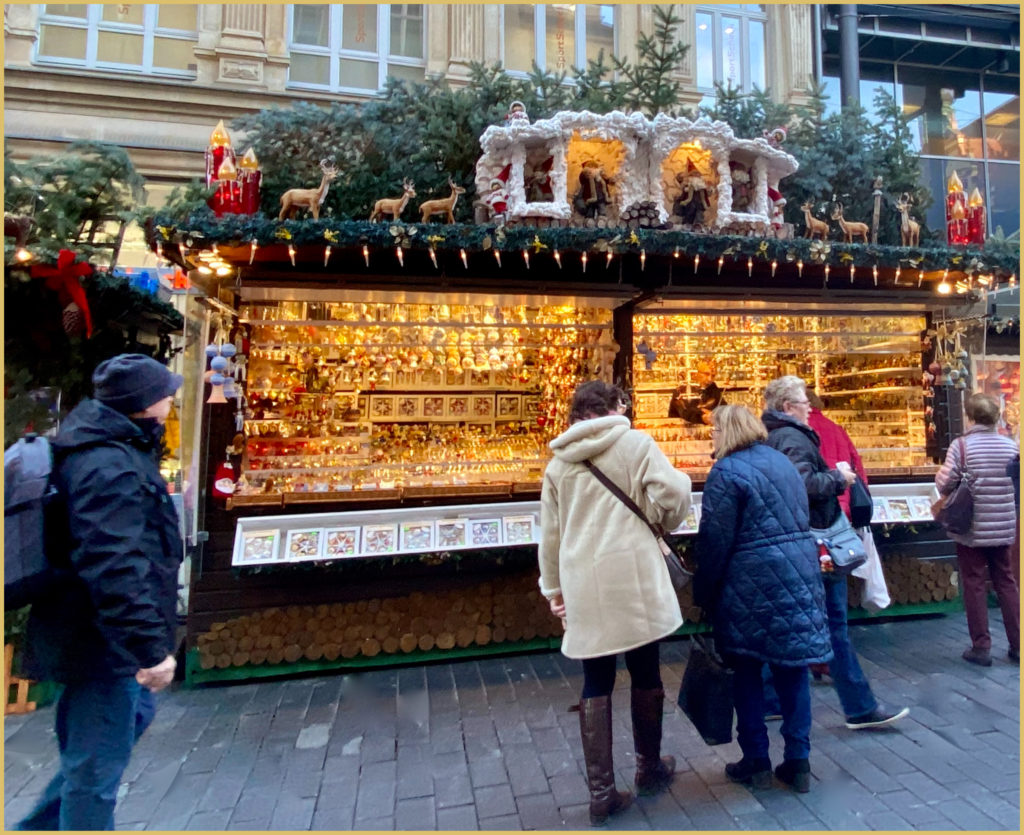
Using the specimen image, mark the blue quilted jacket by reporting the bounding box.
[694,442,833,666]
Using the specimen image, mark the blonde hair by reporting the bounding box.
[712,404,768,458]
[763,375,807,411]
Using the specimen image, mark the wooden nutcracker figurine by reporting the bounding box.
[482,164,511,224]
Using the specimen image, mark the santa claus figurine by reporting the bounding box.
[729,161,752,212]
[767,186,787,229]
[526,156,554,203]
[483,163,511,223]
[505,101,529,126]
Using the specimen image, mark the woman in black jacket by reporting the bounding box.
[762,376,909,732]
[695,405,831,793]
[18,354,184,832]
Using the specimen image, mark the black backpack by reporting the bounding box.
[4,435,61,610]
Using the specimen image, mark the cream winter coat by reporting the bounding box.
[539,415,692,659]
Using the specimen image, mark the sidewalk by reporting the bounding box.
[4,610,1019,831]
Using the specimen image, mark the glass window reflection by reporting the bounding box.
[987,162,1020,239]
[984,91,1020,161]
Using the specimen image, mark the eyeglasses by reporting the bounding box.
[789,399,810,407]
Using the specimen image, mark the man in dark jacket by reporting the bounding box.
[17,354,184,831]
[762,376,909,731]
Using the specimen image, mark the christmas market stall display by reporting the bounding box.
[148,111,1019,685]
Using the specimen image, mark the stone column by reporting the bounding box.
[194,4,271,89]
[446,4,484,83]
[672,5,704,112]
[4,4,40,67]
[768,5,815,106]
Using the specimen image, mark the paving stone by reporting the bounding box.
[469,753,509,788]
[354,760,397,820]
[394,795,437,830]
[515,791,565,829]
[473,782,517,818]
[478,812,522,830]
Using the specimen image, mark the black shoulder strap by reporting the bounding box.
[582,459,663,538]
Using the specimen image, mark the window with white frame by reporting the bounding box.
[503,4,616,76]
[288,4,426,93]
[35,4,198,75]
[694,4,766,95]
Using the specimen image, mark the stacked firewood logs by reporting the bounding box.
[847,557,958,609]
[196,573,565,671]
[622,201,662,229]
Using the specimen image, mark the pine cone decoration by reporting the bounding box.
[62,302,86,337]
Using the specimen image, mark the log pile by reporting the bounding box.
[622,201,662,229]
[847,557,957,609]
[195,574,564,671]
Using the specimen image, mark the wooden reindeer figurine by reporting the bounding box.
[895,193,921,247]
[278,159,339,221]
[830,202,869,243]
[418,178,466,223]
[370,178,417,222]
[800,200,829,240]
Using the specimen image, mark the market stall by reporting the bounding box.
[148,111,1018,685]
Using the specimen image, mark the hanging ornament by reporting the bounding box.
[211,452,236,501]
[30,249,94,338]
[640,249,646,271]
[553,249,561,269]
[395,247,404,268]
[324,246,332,267]
[428,247,438,269]
[693,254,700,274]
[61,301,86,337]
[249,238,258,265]
[363,244,370,267]
[460,248,468,269]
[207,373,228,403]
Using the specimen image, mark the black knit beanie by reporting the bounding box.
[92,353,183,415]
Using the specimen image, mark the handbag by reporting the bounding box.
[850,528,891,611]
[931,437,974,536]
[582,460,693,591]
[810,510,868,574]
[848,476,873,528]
[677,633,734,745]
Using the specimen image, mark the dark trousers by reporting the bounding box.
[17,677,155,831]
[956,543,1020,653]
[581,641,662,698]
[729,655,812,762]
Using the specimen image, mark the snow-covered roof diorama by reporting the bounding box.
[476,109,799,235]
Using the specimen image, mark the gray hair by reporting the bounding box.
[763,375,808,412]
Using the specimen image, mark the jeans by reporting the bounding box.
[956,543,1020,653]
[729,655,811,762]
[580,640,662,698]
[17,677,156,831]
[823,574,877,720]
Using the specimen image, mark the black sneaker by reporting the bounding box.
[845,704,909,729]
[962,647,993,667]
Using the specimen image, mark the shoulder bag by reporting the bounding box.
[848,476,873,528]
[677,633,734,745]
[931,436,974,536]
[582,459,693,591]
[810,509,868,574]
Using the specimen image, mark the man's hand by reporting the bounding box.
[136,654,176,692]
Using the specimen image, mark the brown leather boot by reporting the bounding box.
[630,687,676,795]
[579,695,634,825]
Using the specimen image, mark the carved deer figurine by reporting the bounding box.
[418,178,466,224]
[830,202,869,243]
[895,193,921,247]
[800,200,829,240]
[369,178,417,222]
[278,159,339,221]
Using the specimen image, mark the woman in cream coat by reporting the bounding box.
[539,381,692,826]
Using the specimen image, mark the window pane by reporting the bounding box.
[97,30,143,65]
[44,5,87,18]
[821,72,841,116]
[899,72,982,158]
[158,5,197,32]
[544,4,574,73]
[153,36,195,71]
[387,63,425,84]
[504,4,534,73]
[585,5,614,70]
[984,92,1019,161]
[341,5,377,52]
[987,162,1020,238]
[390,5,423,59]
[289,52,330,85]
[720,15,740,88]
[38,24,87,59]
[293,5,329,47]
[748,20,765,90]
[339,57,379,89]
[101,4,143,25]
[696,12,713,88]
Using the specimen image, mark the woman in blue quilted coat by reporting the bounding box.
[694,405,832,793]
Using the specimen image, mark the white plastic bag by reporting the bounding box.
[851,527,891,611]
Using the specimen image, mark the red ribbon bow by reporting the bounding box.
[30,249,94,337]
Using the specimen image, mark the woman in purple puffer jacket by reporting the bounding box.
[935,393,1020,667]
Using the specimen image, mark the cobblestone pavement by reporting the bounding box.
[4,611,1019,831]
